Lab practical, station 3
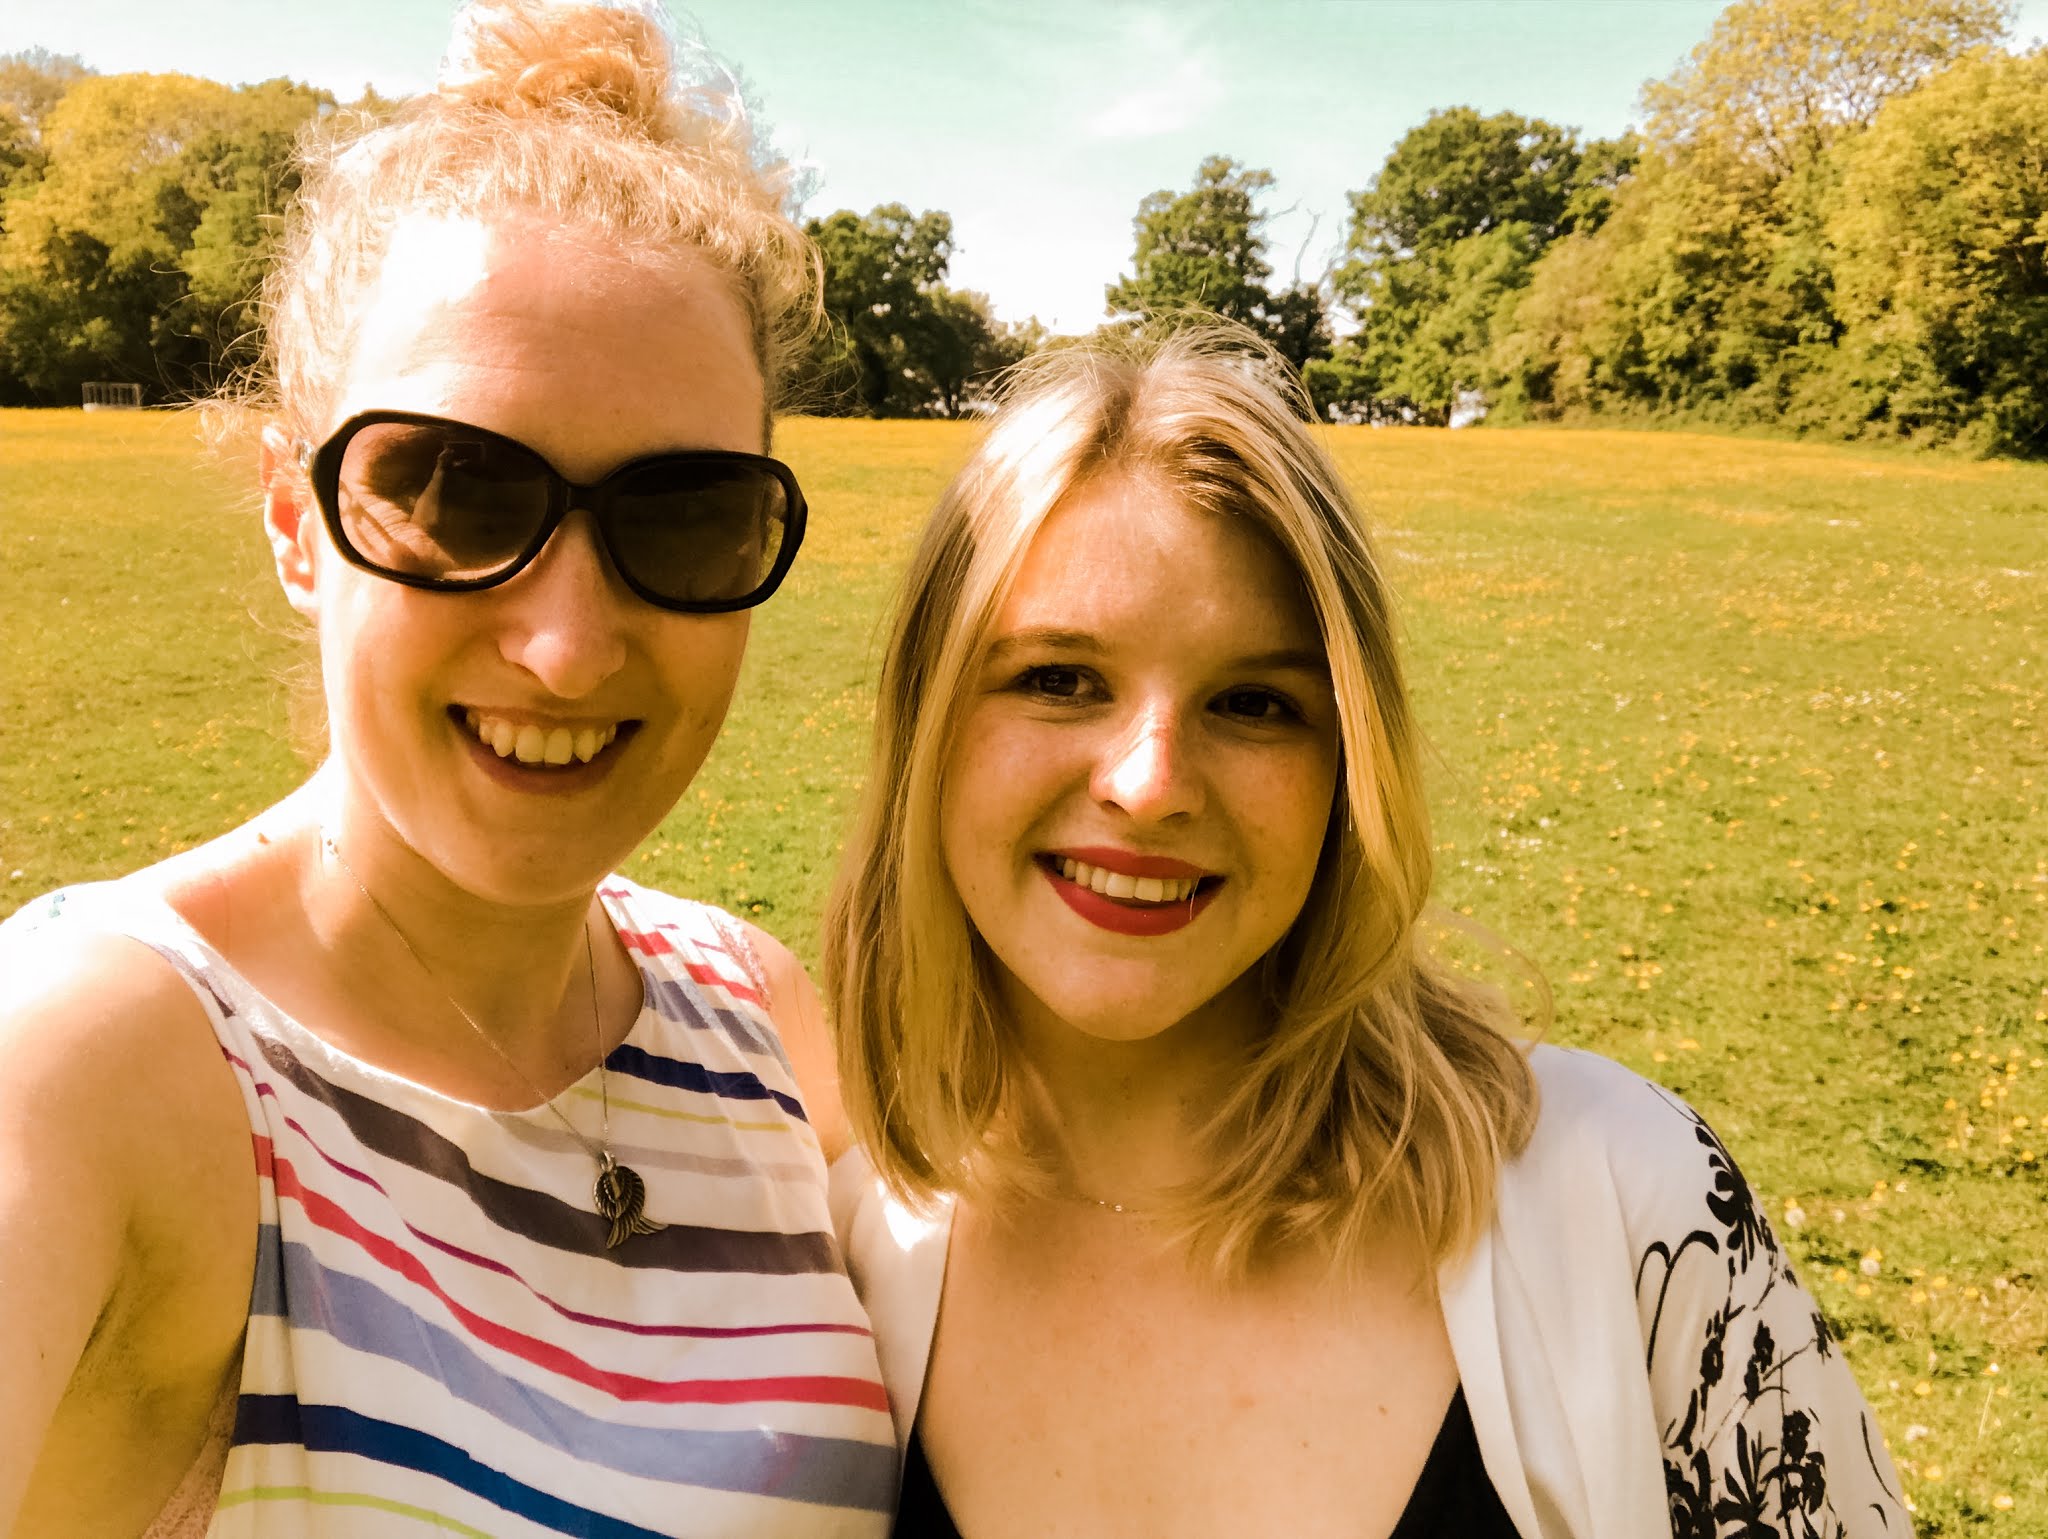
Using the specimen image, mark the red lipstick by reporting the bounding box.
[1039,851,1221,937]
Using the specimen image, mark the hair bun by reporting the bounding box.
[438,0,675,132]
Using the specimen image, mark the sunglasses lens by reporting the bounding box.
[605,460,792,606]
[335,421,552,581]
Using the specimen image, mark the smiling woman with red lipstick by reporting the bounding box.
[825,327,1906,1539]
[0,5,898,1536]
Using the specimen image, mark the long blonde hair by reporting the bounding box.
[251,0,816,444]
[824,324,1542,1276]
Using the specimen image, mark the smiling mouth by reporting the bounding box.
[458,708,628,767]
[1037,854,1223,937]
[1039,854,1221,907]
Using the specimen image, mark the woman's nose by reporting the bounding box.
[493,509,630,699]
[1092,704,1203,822]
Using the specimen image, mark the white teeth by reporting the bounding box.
[1057,858,1201,904]
[467,713,622,768]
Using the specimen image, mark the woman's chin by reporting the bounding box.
[1009,980,1245,1052]
[400,830,629,910]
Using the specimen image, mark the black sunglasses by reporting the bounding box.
[299,411,806,614]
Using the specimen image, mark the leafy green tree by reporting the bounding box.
[0,48,94,138]
[0,227,162,398]
[1822,47,2048,451]
[0,71,326,402]
[909,288,1043,419]
[803,202,953,415]
[0,107,42,206]
[800,203,1037,417]
[1107,155,1276,323]
[1495,0,2018,443]
[1642,0,2011,177]
[0,52,93,251]
[1327,109,1631,422]
[1345,107,1592,266]
[168,81,326,369]
[1105,155,1329,369]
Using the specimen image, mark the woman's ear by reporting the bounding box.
[260,422,320,619]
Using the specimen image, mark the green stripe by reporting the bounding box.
[565,1081,796,1134]
[215,1485,500,1538]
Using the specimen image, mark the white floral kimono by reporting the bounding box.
[830,1045,1913,1539]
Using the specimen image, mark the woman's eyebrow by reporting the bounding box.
[985,627,1102,659]
[1233,647,1331,676]
[987,631,1329,678]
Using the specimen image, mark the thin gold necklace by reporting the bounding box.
[322,835,662,1250]
[1057,1189,1160,1216]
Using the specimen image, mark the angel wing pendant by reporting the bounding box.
[594,1151,664,1250]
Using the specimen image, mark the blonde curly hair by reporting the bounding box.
[254,0,816,445]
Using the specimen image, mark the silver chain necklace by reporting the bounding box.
[322,836,662,1250]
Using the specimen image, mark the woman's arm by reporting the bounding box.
[1630,1084,1912,1537]
[0,930,251,1534]
[742,925,850,1162]
[0,940,134,1528]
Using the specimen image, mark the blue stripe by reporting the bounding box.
[234,1396,678,1539]
[605,1042,808,1122]
[245,1237,894,1510]
[249,1035,836,1273]
[639,972,792,1072]
[248,1225,285,1315]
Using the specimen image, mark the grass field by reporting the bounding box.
[3,407,2044,1532]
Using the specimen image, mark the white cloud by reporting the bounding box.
[1082,11,1223,139]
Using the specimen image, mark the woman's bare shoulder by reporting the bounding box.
[732,917,848,1161]
[0,908,248,1200]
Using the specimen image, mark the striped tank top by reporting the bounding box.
[10,876,896,1536]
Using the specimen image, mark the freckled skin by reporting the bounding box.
[921,474,1460,1539]
[940,470,1342,1054]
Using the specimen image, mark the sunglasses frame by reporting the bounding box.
[299,410,807,614]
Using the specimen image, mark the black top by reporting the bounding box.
[890,1385,1521,1538]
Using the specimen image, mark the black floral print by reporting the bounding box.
[1636,1088,1912,1537]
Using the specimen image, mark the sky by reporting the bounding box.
[9,0,2048,335]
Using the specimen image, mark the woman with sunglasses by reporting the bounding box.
[0,4,895,1535]
[825,327,1908,1538]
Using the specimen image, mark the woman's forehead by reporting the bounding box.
[330,210,763,464]
[998,472,1318,647]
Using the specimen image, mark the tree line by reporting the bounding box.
[4,0,2045,452]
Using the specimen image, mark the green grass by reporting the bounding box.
[3,409,2044,1532]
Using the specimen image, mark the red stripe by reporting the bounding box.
[247,1096,864,1339]
[683,959,765,1007]
[260,1140,888,1413]
[617,926,676,956]
[228,1052,855,1338]
[615,927,765,1004]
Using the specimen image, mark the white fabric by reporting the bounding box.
[830,1044,1913,1538]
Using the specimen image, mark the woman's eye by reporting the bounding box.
[1016,665,1091,700]
[1217,687,1298,723]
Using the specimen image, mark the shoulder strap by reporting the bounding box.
[829,1147,953,1458]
